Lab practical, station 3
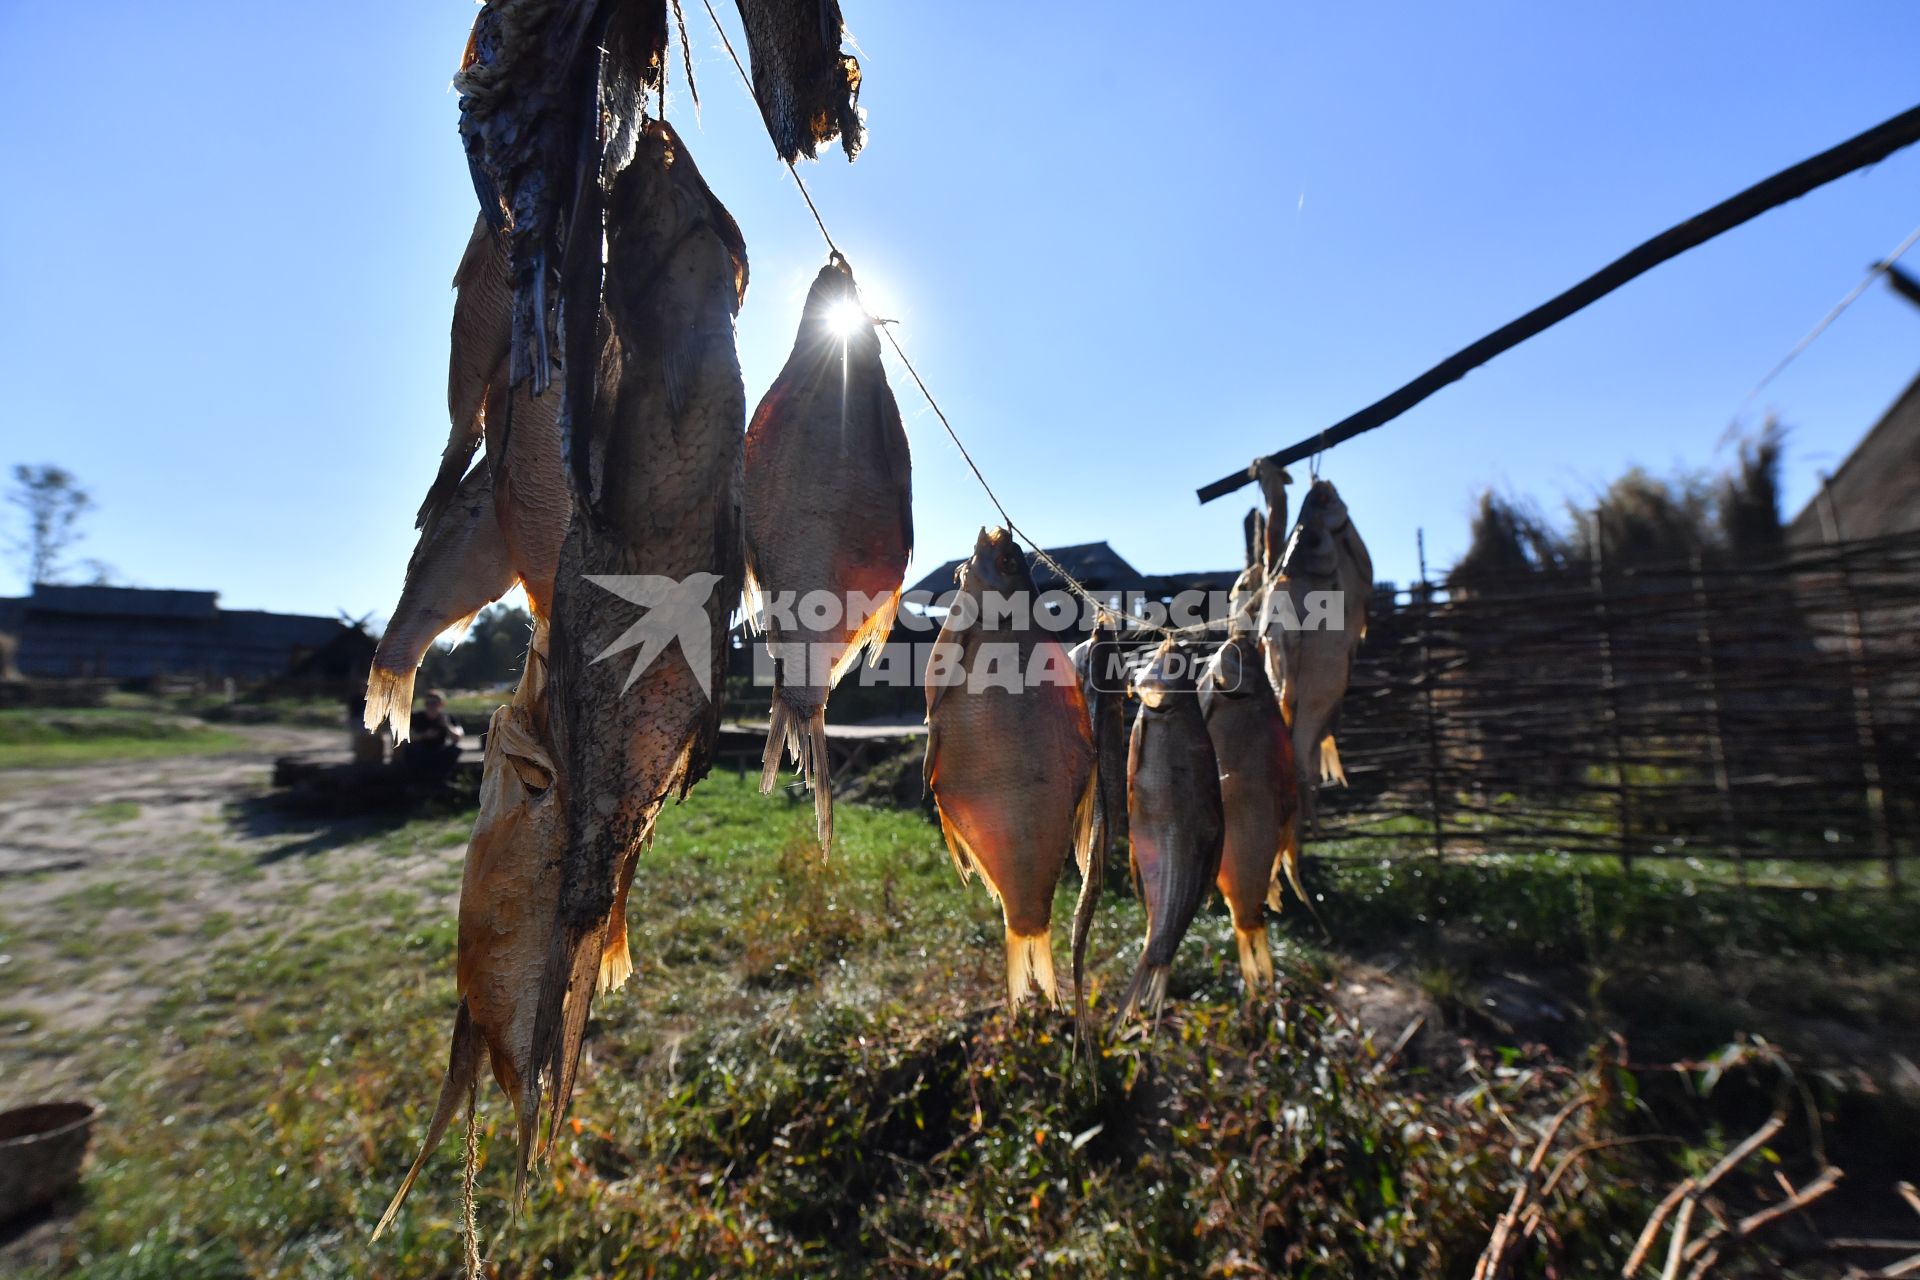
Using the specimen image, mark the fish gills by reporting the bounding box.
[1201,632,1299,992]
[375,621,563,1237]
[537,120,748,1151]
[1118,640,1224,1024]
[744,256,912,853]
[924,528,1096,1009]
[366,462,518,741]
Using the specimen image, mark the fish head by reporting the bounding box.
[1301,480,1349,531]
[798,255,873,338]
[958,526,1039,600]
[1226,564,1263,632]
[1282,480,1347,581]
[1203,631,1263,700]
[1132,638,1200,710]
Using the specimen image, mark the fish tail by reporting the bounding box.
[597,875,634,995]
[1004,928,1060,1009]
[1270,817,1332,941]
[372,1000,481,1240]
[808,711,833,854]
[365,664,418,742]
[757,698,791,795]
[761,697,834,853]
[1319,735,1347,786]
[1267,817,1303,913]
[529,921,606,1167]
[1113,960,1171,1029]
[1233,924,1275,992]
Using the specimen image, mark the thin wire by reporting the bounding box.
[1730,220,1920,425]
[697,0,1195,639]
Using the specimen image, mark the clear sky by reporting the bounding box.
[1,3,1916,619]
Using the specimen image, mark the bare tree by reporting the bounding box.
[7,465,95,586]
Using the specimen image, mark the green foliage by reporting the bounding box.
[415,603,533,695]
[23,776,1803,1279]
[0,709,243,768]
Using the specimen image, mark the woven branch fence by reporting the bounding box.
[1307,530,1920,886]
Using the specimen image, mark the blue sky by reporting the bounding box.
[1,2,1916,618]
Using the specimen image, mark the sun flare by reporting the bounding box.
[824,297,868,338]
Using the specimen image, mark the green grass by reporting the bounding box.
[0,709,244,769]
[21,775,1913,1278]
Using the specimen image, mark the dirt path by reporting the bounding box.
[0,727,469,1103]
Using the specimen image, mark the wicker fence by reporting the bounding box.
[1308,531,1920,884]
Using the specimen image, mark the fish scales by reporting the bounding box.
[733,0,864,162]
[1118,640,1224,1023]
[924,528,1096,1009]
[1201,629,1301,991]
[744,256,911,852]
[1269,479,1372,818]
[538,119,748,1147]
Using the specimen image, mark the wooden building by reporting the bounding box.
[0,584,352,682]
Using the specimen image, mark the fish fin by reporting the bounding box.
[1004,928,1060,1009]
[530,920,607,1165]
[1068,766,1102,1038]
[365,664,419,743]
[1319,734,1347,787]
[831,585,902,685]
[759,697,794,795]
[1112,960,1170,1030]
[598,875,634,996]
[932,799,978,885]
[1267,816,1302,913]
[760,698,835,854]
[1233,924,1275,992]
[373,1000,482,1240]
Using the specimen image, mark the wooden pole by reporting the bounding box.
[1196,102,1920,504]
[1417,530,1447,861]
[1690,552,1744,893]
[1816,480,1899,892]
[1591,514,1634,875]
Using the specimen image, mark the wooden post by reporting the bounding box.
[1591,513,1634,874]
[1690,552,1744,893]
[1816,480,1899,892]
[1417,530,1447,861]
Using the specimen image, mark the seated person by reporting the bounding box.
[398,691,464,775]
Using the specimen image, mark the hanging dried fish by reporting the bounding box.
[1200,629,1301,991]
[925,528,1097,1008]
[365,464,518,741]
[457,0,671,392]
[374,621,563,1234]
[367,215,571,739]
[1271,479,1372,805]
[1068,612,1126,1027]
[417,217,514,531]
[1117,639,1223,1024]
[535,119,748,1147]
[733,0,864,162]
[744,256,911,852]
[1255,458,1293,577]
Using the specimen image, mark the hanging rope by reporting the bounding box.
[695,0,1202,640]
[1729,219,1920,420]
